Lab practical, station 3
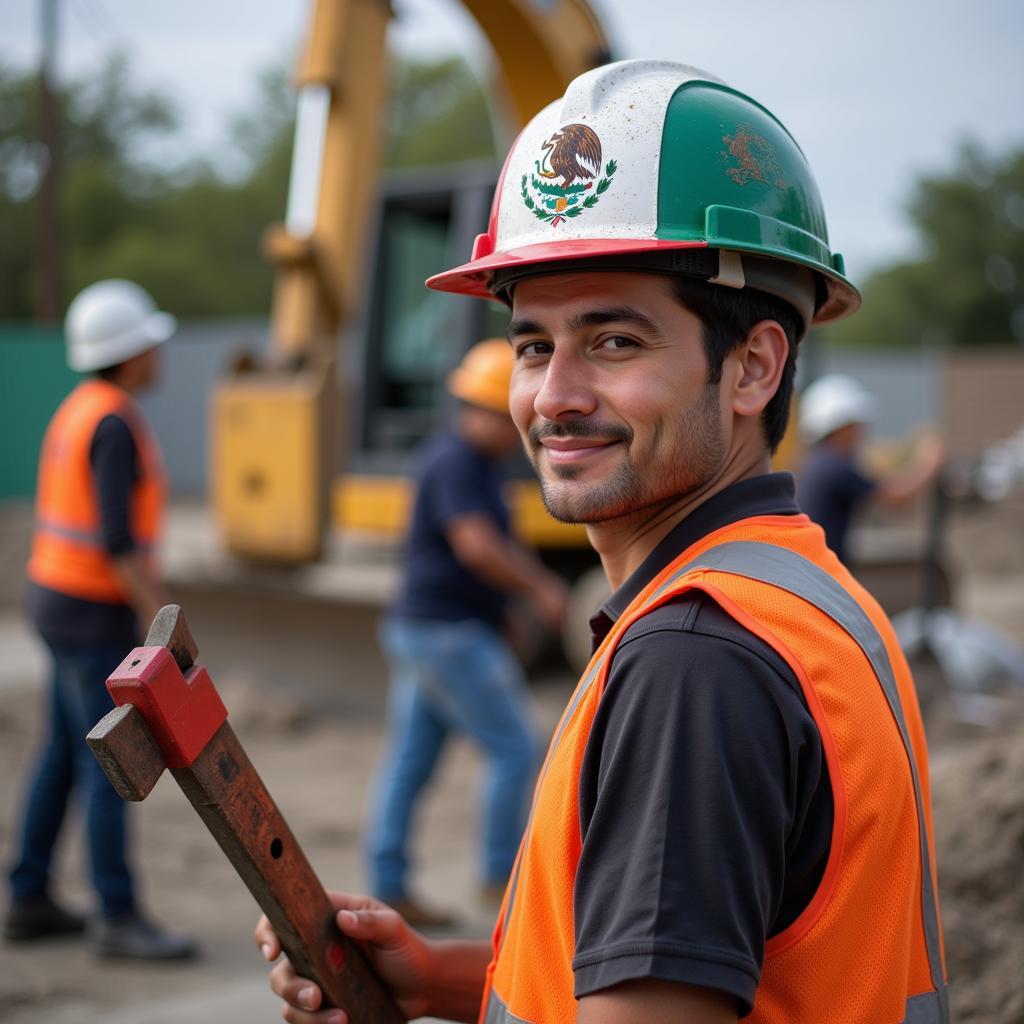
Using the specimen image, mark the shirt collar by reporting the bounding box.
[589,472,800,646]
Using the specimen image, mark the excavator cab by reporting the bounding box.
[356,163,501,463]
[337,162,591,562]
[212,0,611,565]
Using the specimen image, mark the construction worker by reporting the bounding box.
[365,338,569,927]
[257,60,948,1022]
[4,280,196,960]
[797,373,945,563]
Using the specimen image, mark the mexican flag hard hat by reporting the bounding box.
[427,59,859,332]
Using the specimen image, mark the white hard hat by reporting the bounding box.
[65,279,177,372]
[799,374,876,444]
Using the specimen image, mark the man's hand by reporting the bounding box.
[876,427,946,508]
[256,892,433,1022]
[110,551,172,628]
[912,429,946,476]
[530,573,570,633]
[256,892,490,1024]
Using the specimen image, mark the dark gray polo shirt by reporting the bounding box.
[571,473,833,1017]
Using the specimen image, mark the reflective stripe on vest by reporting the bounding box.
[487,537,947,1024]
[483,990,531,1024]
[904,989,951,1024]
[680,542,944,994]
[33,517,154,554]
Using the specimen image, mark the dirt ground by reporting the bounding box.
[0,658,576,1023]
[1,495,1023,1022]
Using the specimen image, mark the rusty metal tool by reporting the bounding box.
[86,604,403,1023]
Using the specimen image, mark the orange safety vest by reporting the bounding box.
[28,378,166,605]
[482,514,948,1024]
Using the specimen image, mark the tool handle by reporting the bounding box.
[176,721,404,1023]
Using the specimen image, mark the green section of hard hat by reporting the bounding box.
[657,80,851,289]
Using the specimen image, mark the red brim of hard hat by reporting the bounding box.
[426,238,710,299]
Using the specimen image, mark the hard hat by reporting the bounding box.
[427,59,859,336]
[447,338,514,414]
[799,374,877,444]
[65,279,177,372]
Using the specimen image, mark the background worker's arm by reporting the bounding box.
[446,512,569,629]
[109,553,172,630]
[873,430,945,508]
[93,413,172,627]
[578,979,737,1024]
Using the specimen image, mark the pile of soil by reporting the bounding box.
[932,715,1024,1023]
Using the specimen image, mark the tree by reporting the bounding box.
[387,56,497,168]
[0,55,301,319]
[0,52,497,320]
[0,55,181,319]
[825,144,1024,349]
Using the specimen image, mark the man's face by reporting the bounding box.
[507,271,727,525]
[463,404,522,459]
[128,345,161,391]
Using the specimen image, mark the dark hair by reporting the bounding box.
[96,363,126,381]
[667,277,801,454]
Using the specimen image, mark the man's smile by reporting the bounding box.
[538,436,622,465]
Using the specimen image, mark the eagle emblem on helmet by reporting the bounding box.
[521,123,617,226]
[722,125,785,189]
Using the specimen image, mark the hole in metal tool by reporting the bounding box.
[270,838,283,859]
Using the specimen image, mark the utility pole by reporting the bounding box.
[35,0,60,322]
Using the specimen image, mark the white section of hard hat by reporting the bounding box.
[494,59,723,254]
[65,279,177,373]
[798,373,877,444]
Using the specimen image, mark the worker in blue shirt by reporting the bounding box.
[796,374,944,564]
[366,339,568,927]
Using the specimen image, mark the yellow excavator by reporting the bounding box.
[211,0,612,578]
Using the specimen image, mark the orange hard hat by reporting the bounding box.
[447,338,514,414]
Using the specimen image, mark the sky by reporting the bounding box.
[3,0,1023,284]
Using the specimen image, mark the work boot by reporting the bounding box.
[4,893,86,942]
[387,896,458,931]
[92,911,198,961]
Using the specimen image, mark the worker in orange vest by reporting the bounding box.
[5,280,196,960]
[257,60,948,1023]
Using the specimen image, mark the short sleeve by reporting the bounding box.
[421,444,498,529]
[572,599,829,1015]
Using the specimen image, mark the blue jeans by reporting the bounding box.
[8,641,135,917]
[368,617,540,900]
